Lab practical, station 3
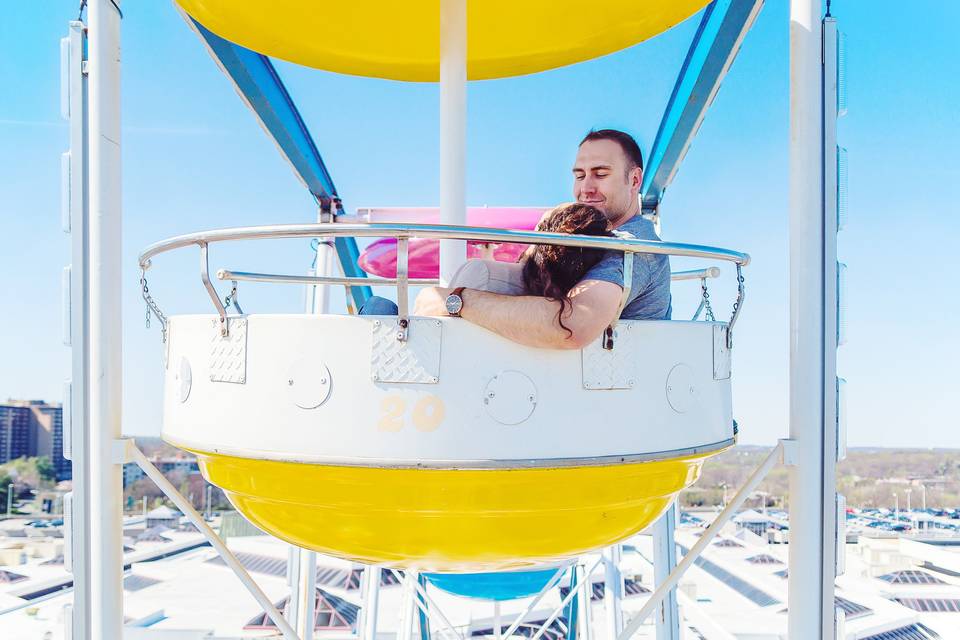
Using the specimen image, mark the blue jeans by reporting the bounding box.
[358,295,399,315]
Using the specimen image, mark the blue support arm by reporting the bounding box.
[641,0,764,216]
[185,16,372,307]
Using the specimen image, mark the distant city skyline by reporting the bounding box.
[3,2,959,448]
[0,399,70,481]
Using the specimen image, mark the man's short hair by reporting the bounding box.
[580,129,644,172]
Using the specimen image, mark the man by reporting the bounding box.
[413,129,671,349]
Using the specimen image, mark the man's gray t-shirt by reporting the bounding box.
[581,215,672,320]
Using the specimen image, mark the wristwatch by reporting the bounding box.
[445,287,466,317]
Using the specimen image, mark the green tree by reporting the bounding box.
[35,456,55,482]
[0,472,12,514]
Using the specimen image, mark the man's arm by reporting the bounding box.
[413,279,622,349]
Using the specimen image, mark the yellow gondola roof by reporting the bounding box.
[176,0,710,82]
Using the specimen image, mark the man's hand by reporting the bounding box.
[414,286,455,317]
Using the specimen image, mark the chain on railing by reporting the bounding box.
[223,280,244,315]
[139,267,168,343]
[726,263,746,348]
[692,276,716,322]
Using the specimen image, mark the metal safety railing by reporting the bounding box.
[138,223,749,343]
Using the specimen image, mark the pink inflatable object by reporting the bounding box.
[356,207,546,279]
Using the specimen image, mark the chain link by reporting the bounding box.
[726,264,746,348]
[140,269,168,343]
[223,281,244,315]
[700,278,716,322]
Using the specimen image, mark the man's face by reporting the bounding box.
[573,139,642,225]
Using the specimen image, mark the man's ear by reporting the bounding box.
[632,167,643,190]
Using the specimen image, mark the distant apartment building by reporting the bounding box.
[0,400,70,481]
[0,403,32,463]
[123,457,199,488]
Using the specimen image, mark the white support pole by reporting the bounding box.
[408,572,466,640]
[498,565,570,640]
[400,577,444,640]
[287,546,302,629]
[310,242,336,314]
[617,442,787,640]
[398,571,417,640]
[62,19,90,640]
[311,203,337,314]
[652,505,680,640]
[292,219,332,639]
[603,545,624,640]
[88,1,124,637]
[296,551,317,640]
[439,0,467,285]
[578,563,593,640]
[362,567,382,640]
[126,441,300,640]
[788,1,836,638]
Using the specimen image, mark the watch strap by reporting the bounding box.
[450,287,466,317]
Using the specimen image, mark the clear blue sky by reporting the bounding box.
[2,2,958,447]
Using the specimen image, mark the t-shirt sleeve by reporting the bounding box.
[582,252,625,288]
[581,251,655,308]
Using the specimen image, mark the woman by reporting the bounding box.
[368,203,616,328]
[519,202,614,336]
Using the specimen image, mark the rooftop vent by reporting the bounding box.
[878,570,947,586]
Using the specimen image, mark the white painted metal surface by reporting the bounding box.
[617,442,789,640]
[87,1,124,637]
[62,19,90,640]
[361,567,382,640]
[581,325,639,390]
[788,1,836,638]
[370,318,442,384]
[439,0,468,284]
[824,16,843,588]
[125,441,300,640]
[296,550,317,640]
[209,317,248,383]
[162,315,734,465]
[652,506,680,640]
[603,546,624,640]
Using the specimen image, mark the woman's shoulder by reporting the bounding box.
[450,259,525,295]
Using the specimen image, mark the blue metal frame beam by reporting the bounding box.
[183,15,371,306]
[641,0,764,215]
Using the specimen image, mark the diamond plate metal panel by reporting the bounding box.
[371,318,442,384]
[210,318,247,384]
[713,323,731,380]
[581,323,637,390]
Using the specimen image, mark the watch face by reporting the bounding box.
[445,294,463,315]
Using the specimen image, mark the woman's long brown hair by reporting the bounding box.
[520,203,612,336]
